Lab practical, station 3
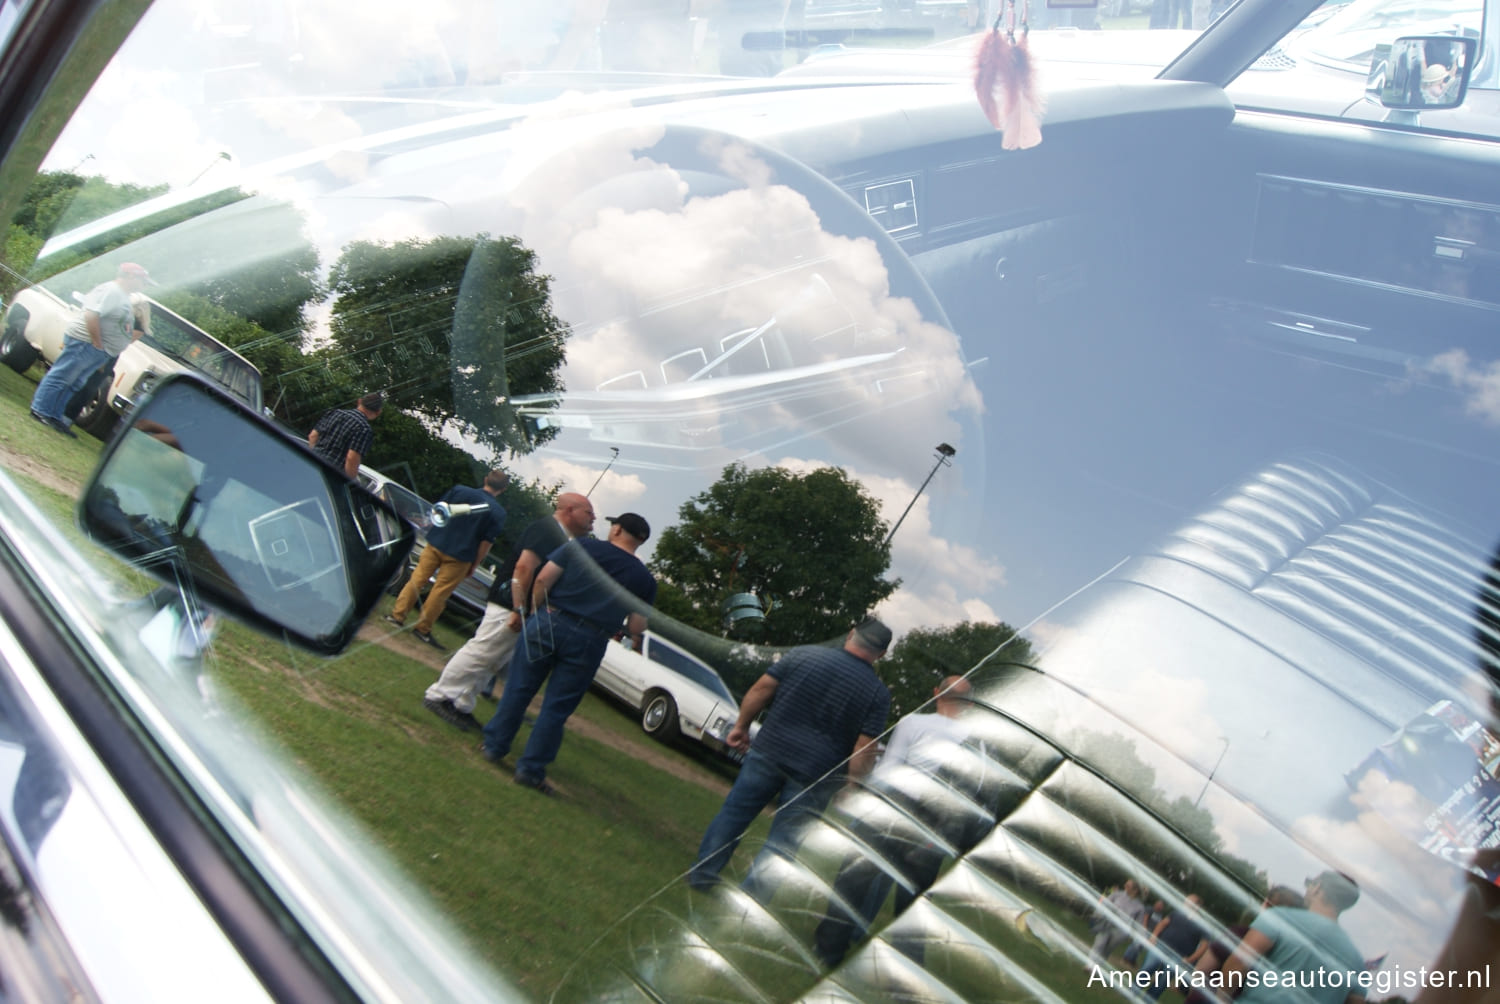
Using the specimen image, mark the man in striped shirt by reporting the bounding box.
[688,617,891,896]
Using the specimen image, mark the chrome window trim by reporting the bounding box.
[0,558,271,1001]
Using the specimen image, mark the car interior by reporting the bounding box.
[0,0,1497,1000]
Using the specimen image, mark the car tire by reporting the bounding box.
[71,367,117,439]
[0,311,38,373]
[75,386,118,439]
[640,691,679,740]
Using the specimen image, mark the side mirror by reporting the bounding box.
[79,375,415,654]
[1368,35,1476,111]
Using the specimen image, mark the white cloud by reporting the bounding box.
[494,128,983,470]
[505,452,646,507]
[775,456,1005,641]
[1421,349,1500,425]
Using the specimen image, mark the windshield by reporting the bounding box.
[1299,0,1482,70]
[143,309,262,407]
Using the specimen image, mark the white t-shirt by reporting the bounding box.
[882,711,972,774]
[63,281,134,356]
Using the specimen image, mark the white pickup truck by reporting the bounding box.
[0,284,263,438]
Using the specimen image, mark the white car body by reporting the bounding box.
[594,631,758,755]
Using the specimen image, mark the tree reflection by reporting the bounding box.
[326,234,568,457]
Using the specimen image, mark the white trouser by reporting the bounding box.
[424,602,520,713]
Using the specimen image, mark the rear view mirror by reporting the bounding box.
[1369,35,1476,111]
[80,375,415,654]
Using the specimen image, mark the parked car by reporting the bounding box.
[593,630,758,756]
[0,284,262,437]
[3,0,1500,1000]
[357,465,495,619]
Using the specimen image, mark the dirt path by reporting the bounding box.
[355,622,732,796]
[0,441,84,496]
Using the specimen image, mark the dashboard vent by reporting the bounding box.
[864,179,918,235]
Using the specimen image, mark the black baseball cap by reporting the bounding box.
[607,513,650,541]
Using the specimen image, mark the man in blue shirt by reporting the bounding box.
[385,470,508,648]
[688,617,892,896]
[1222,870,1366,1004]
[481,513,657,794]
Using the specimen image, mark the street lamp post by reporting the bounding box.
[1195,736,1231,807]
[587,447,620,497]
[884,443,956,548]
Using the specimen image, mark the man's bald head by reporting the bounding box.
[555,493,596,537]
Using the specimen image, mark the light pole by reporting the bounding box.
[884,443,956,548]
[187,151,231,187]
[1195,736,1230,807]
[587,447,619,497]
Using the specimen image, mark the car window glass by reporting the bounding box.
[4,0,1500,1000]
[647,641,735,702]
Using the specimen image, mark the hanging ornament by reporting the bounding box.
[973,0,1044,149]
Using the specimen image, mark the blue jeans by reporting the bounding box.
[481,609,607,782]
[31,338,111,422]
[688,749,837,897]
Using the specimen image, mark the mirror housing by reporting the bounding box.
[80,375,415,654]
[1367,35,1476,111]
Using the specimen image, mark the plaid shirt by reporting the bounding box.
[311,408,373,470]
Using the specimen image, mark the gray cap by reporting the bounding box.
[852,616,892,653]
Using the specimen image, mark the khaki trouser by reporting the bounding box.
[392,544,470,633]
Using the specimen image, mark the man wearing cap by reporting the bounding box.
[386,469,510,650]
[688,617,892,895]
[480,512,657,794]
[308,391,383,478]
[420,492,595,730]
[1220,870,1366,1004]
[30,262,152,437]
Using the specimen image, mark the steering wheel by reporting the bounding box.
[450,123,961,455]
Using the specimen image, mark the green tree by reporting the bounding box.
[649,463,897,647]
[326,234,567,457]
[8,174,323,343]
[880,621,1035,719]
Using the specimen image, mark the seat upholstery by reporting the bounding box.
[554,454,1495,1003]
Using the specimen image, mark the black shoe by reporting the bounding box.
[412,629,445,651]
[513,772,556,796]
[32,411,75,438]
[479,743,507,766]
[381,614,403,628]
[424,697,483,733]
[423,696,457,723]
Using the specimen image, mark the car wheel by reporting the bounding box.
[72,373,117,439]
[640,691,679,740]
[0,311,38,372]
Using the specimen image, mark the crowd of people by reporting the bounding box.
[1087,874,1368,1004]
